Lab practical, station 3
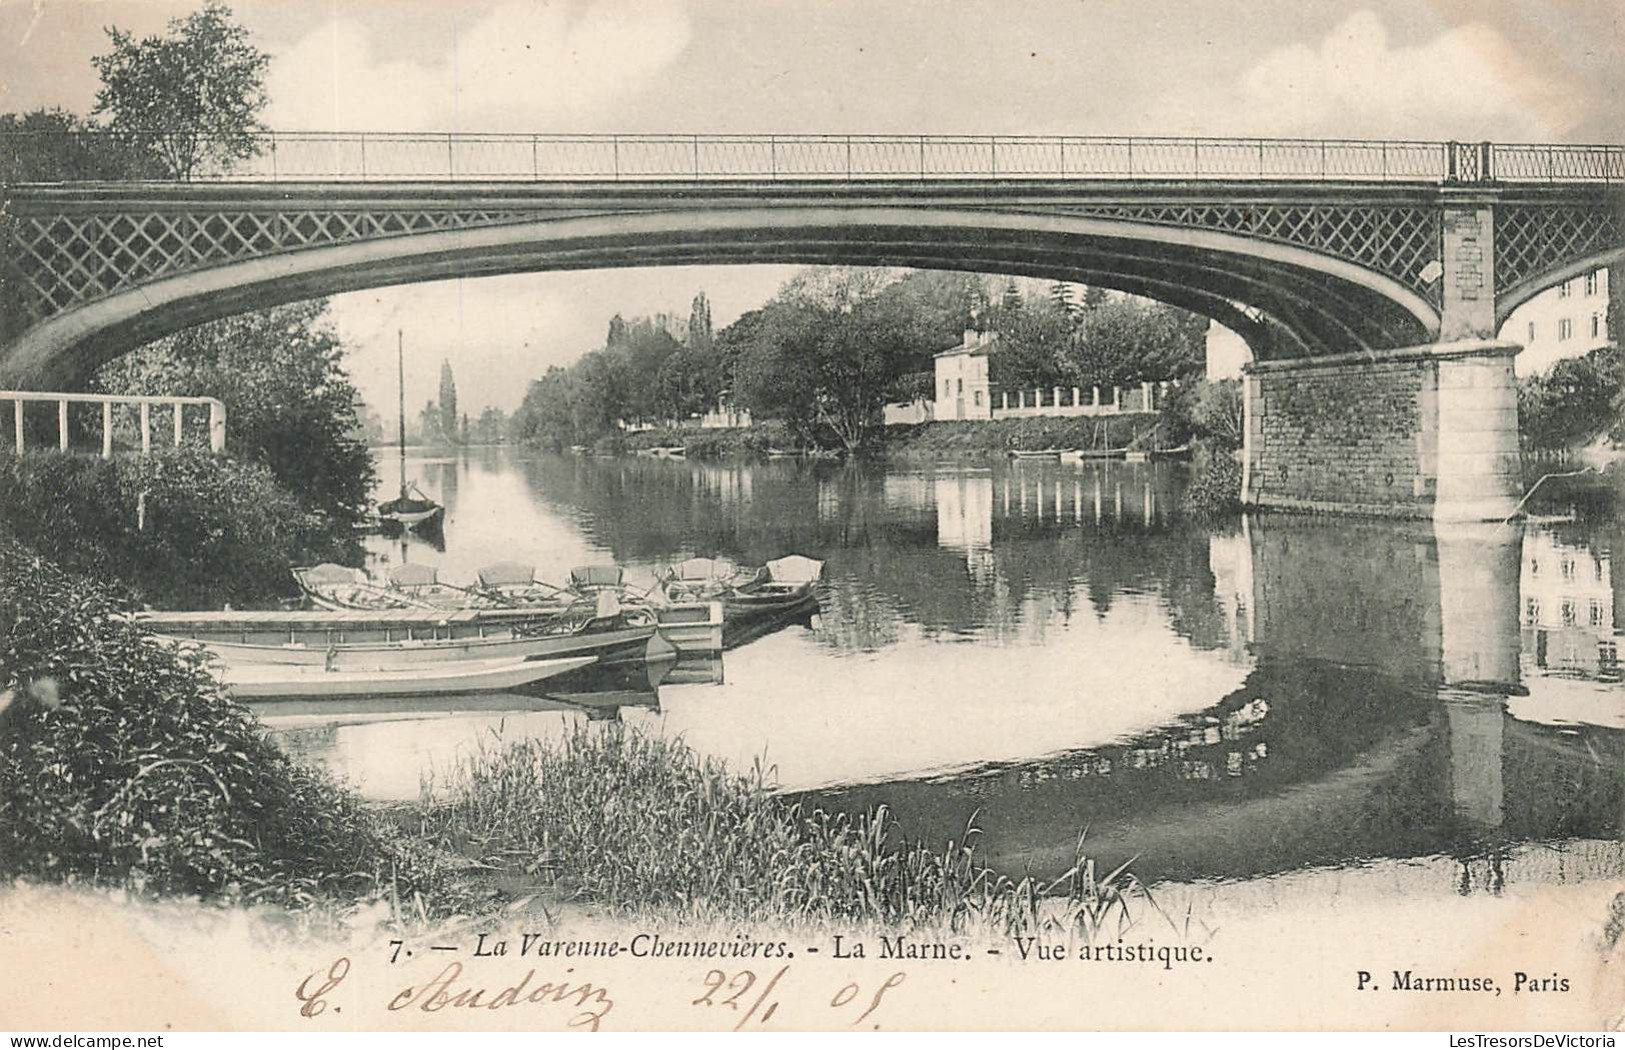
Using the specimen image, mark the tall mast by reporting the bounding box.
[397,329,407,500]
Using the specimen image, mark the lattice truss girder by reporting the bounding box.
[7,208,533,322]
[1054,202,1443,304]
[1494,203,1623,294]
[8,197,1616,328]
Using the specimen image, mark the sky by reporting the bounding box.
[2,0,1620,413]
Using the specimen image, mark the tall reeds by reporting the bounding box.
[420,723,1149,939]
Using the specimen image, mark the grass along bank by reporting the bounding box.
[417,723,1150,937]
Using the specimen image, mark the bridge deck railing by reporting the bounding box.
[4,133,1622,184]
[3,390,226,458]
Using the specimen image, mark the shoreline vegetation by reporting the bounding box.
[0,533,1149,939]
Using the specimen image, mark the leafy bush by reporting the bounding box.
[0,537,456,910]
[1181,441,1243,517]
[1518,345,1622,450]
[0,449,350,609]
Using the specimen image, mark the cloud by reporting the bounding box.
[264,0,693,131]
[1146,10,1585,140]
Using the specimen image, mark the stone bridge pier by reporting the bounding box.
[1243,203,1524,522]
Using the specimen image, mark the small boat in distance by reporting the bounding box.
[1007,448,1064,460]
[378,330,443,532]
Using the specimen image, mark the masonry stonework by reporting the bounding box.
[1244,341,1521,522]
[1440,205,1497,340]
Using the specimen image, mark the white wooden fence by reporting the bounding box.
[3,390,226,457]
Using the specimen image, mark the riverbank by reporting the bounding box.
[597,414,1165,462]
[885,415,1162,459]
[0,448,357,608]
[0,534,1142,938]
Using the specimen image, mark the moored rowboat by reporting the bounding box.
[220,655,597,699]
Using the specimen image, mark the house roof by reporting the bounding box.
[935,332,996,358]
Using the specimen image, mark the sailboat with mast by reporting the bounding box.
[377,330,444,531]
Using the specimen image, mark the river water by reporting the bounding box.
[263,447,1625,890]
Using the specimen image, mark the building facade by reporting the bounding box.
[933,329,995,421]
[1503,267,1612,376]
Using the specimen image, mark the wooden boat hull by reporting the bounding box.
[1059,448,1127,462]
[222,655,596,699]
[723,585,818,620]
[653,601,725,655]
[143,611,658,668]
[381,506,442,527]
[197,624,653,669]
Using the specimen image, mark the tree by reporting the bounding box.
[990,299,1074,392]
[91,2,270,179]
[1064,298,1207,387]
[438,360,459,445]
[731,270,928,452]
[97,300,376,531]
[688,292,714,350]
[1049,281,1077,318]
[1518,344,1622,449]
[0,109,158,183]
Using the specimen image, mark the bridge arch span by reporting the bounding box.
[1495,244,1625,329]
[1,205,1440,388]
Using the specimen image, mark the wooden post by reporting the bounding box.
[1092,386,1101,407]
[102,401,113,458]
[173,402,184,447]
[13,399,22,454]
[1112,386,1121,412]
[58,400,68,451]
[1053,387,1061,413]
[139,402,151,454]
[209,401,226,453]
[1072,387,1080,408]
[1001,391,1009,411]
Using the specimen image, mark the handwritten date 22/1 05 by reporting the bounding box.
[692,965,906,1030]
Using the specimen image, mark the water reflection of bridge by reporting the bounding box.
[812,466,1624,884]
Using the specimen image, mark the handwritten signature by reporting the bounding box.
[295,957,614,1030]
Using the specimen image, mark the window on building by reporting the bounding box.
[1590,600,1605,627]
[956,378,963,395]
[1561,599,1578,627]
[1559,318,1573,340]
[1592,314,1603,339]
[1559,281,1572,298]
[1530,558,1540,578]
[1527,322,1537,342]
[973,390,982,407]
[1587,272,1599,296]
[1561,558,1576,580]
[1525,597,1541,624]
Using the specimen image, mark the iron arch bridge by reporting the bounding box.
[2,133,1621,386]
[1,132,1621,522]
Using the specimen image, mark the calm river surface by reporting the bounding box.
[263,447,1625,889]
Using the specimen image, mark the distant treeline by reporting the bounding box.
[511,271,1209,454]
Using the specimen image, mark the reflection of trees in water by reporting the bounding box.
[514,455,1243,659]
